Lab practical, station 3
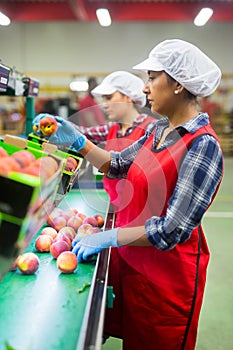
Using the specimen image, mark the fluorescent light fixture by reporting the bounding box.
[0,12,11,26]
[194,8,213,26]
[96,8,111,27]
[69,80,88,92]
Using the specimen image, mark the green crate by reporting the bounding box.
[27,135,83,195]
[0,136,64,258]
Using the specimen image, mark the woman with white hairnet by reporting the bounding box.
[79,71,158,210]
[40,39,223,350]
[33,71,157,211]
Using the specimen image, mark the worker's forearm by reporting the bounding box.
[79,139,111,173]
[117,226,153,247]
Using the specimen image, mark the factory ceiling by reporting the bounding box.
[0,0,232,23]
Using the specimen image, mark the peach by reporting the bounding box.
[0,161,12,176]
[1,156,22,172]
[35,234,53,252]
[17,252,39,275]
[57,251,78,274]
[83,216,98,227]
[0,147,8,158]
[50,207,64,217]
[9,255,21,271]
[50,215,67,231]
[64,156,79,172]
[50,240,70,259]
[47,208,64,226]
[86,227,101,235]
[77,223,93,237]
[33,156,58,179]
[58,226,76,240]
[21,164,47,180]
[93,214,105,228]
[12,150,36,168]
[64,208,78,218]
[67,215,83,231]
[54,233,72,248]
[33,123,39,133]
[76,212,87,221]
[39,116,58,136]
[40,226,57,239]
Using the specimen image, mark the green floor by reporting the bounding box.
[102,157,233,350]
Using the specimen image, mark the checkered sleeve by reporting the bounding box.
[107,131,150,179]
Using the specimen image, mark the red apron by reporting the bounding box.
[103,117,155,210]
[104,124,222,350]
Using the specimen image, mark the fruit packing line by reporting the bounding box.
[0,134,83,280]
[0,189,113,350]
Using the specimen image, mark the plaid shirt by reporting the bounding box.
[76,114,157,146]
[108,113,223,250]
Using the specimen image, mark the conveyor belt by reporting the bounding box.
[0,189,110,350]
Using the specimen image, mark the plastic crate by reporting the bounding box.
[0,135,64,258]
[27,134,84,195]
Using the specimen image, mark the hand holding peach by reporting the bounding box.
[39,116,58,137]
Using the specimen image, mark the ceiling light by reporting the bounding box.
[0,12,11,26]
[96,8,111,27]
[194,8,213,26]
[69,80,88,92]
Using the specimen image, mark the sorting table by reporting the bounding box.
[0,189,114,350]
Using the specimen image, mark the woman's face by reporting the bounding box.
[102,91,132,121]
[143,71,177,116]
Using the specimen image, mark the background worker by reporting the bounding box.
[35,39,223,350]
[77,70,158,210]
[34,71,158,211]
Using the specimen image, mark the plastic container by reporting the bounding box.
[0,135,64,258]
[27,134,83,195]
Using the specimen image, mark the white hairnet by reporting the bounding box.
[91,71,146,106]
[133,39,222,97]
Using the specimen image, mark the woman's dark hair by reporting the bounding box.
[166,72,196,101]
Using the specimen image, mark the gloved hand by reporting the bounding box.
[32,114,86,150]
[48,116,87,150]
[72,228,120,263]
[32,113,56,136]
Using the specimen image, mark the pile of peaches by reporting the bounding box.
[0,146,59,180]
[12,207,105,275]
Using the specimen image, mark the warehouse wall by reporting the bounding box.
[0,21,232,77]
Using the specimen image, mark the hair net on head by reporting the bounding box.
[91,71,146,106]
[133,39,222,97]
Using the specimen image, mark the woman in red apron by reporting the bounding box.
[45,40,223,350]
[75,70,157,208]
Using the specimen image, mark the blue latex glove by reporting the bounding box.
[32,113,57,136]
[72,228,119,263]
[49,116,87,150]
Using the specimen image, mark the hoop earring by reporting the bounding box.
[174,90,179,95]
